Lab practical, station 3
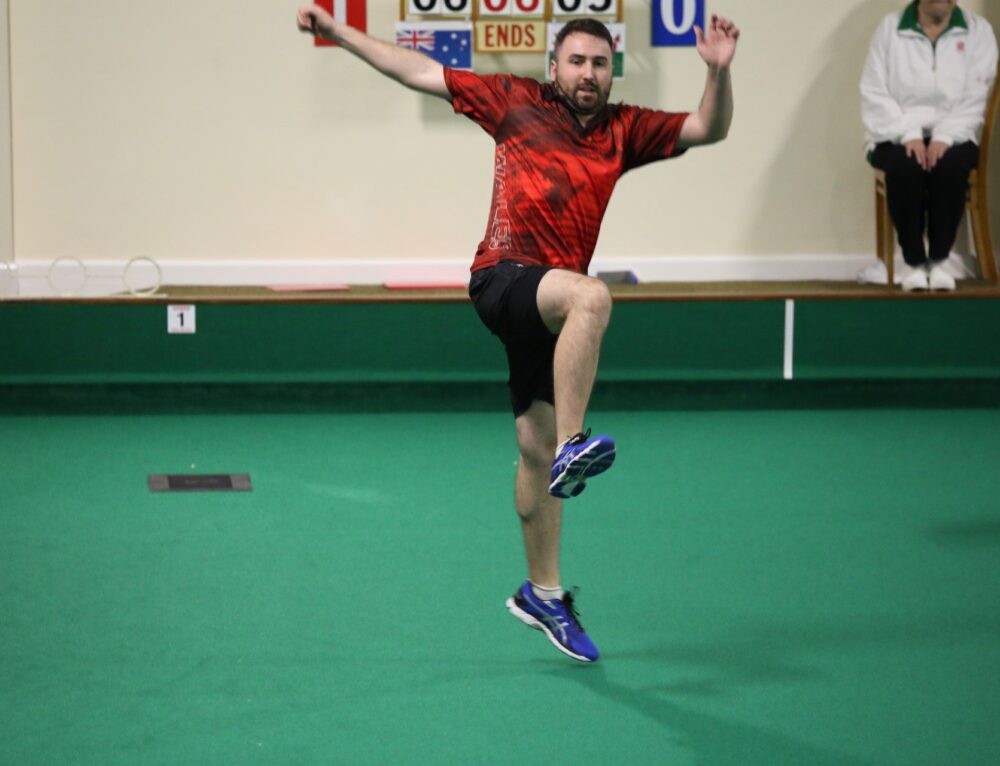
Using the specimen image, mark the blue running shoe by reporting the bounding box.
[548,429,616,499]
[505,582,600,662]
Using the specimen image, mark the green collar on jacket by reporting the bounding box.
[898,1,968,36]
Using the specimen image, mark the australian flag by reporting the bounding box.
[395,21,473,71]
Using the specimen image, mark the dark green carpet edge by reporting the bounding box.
[2,378,999,415]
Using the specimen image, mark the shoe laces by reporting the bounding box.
[567,428,591,446]
[562,587,587,632]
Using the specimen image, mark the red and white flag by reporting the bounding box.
[314,0,366,47]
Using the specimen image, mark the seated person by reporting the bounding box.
[861,0,997,291]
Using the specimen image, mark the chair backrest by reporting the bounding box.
[977,60,1000,176]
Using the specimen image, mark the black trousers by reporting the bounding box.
[871,140,979,265]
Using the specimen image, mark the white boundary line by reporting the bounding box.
[783,299,795,381]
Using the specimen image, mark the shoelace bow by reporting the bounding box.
[568,428,591,446]
[562,588,586,632]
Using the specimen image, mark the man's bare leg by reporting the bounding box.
[514,400,561,587]
[507,398,602,662]
[535,269,612,445]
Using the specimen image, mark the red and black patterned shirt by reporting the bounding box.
[444,68,689,274]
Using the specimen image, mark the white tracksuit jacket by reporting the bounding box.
[861,3,998,156]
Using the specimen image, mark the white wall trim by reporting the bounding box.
[8,252,984,298]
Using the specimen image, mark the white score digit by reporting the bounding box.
[660,0,697,35]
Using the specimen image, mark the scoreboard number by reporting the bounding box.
[651,0,703,46]
[660,0,697,33]
[550,0,618,16]
[477,0,545,15]
[407,0,473,16]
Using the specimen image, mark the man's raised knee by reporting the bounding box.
[575,278,612,321]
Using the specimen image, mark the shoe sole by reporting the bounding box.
[548,440,616,499]
[505,597,596,662]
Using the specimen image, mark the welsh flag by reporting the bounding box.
[546,22,625,81]
[314,0,366,48]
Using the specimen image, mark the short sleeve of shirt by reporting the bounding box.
[444,69,523,137]
[623,107,690,171]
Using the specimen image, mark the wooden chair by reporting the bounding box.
[874,62,1000,286]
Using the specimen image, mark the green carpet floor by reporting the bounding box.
[2,408,999,765]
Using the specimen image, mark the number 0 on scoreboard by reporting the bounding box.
[651,0,704,47]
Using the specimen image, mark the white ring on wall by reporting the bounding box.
[123,256,162,296]
[47,257,88,297]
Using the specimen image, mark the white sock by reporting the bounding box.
[554,435,576,458]
[530,582,563,602]
[555,430,592,458]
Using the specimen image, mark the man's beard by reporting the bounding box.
[554,77,610,116]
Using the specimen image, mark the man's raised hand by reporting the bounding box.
[694,14,740,69]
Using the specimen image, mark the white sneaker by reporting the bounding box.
[901,266,929,292]
[928,264,956,291]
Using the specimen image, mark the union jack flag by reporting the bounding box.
[396,28,436,52]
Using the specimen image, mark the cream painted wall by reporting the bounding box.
[1,0,12,269]
[6,0,995,266]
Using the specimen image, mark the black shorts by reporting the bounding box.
[469,260,558,417]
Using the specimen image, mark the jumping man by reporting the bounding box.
[297,8,740,662]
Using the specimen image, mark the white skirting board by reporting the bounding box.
[3,251,985,298]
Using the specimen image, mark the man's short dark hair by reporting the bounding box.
[553,19,614,55]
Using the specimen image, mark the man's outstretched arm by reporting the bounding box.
[677,14,739,148]
[297,6,450,99]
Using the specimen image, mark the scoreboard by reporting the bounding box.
[400,0,622,53]
[403,1,621,18]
